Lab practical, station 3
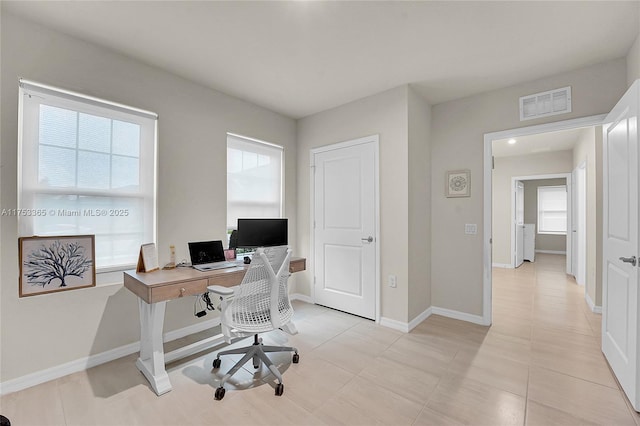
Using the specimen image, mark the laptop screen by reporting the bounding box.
[188,240,226,265]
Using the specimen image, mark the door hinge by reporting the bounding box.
[492,156,495,170]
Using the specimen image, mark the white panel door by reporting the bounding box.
[515,181,525,268]
[602,79,639,411]
[313,138,377,319]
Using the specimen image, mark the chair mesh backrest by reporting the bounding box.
[222,246,294,333]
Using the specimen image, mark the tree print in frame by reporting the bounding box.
[19,235,96,297]
[446,169,471,198]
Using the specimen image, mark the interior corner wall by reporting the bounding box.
[627,32,640,87]
[407,87,431,321]
[594,127,603,307]
[432,58,627,317]
[573,127,599,308]
[492,152,573,266]
[1,14,296,383]
[296,85,410,323]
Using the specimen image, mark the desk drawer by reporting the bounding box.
[150,279,208,303]
[290,258,306,273]
[208,271,244,288]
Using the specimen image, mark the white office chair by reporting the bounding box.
[207,245,299,400]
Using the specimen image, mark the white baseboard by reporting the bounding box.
[379,316,411,333]
[379,307,433,333]
[431,306,487,326]
[408,307,433,330]
[585,293,602,314]
[162,317,220,342]
[535,250,566,255]
[492,263,512,268]
[0,317,220,396]
[0,341,140,396]
[380,305,486,332]
[289,293,314,304]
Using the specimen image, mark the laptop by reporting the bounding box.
[188,240,239,272]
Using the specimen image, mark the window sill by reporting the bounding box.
[96,264,135,287]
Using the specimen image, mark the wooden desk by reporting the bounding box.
[124,258,306,395]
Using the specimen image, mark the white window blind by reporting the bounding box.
[537,185,567,235]
[227,133,283,229]
[18,80,157,271]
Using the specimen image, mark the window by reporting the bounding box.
[18,80,157,271]
[227,133,283,230]
[537,185,567,235]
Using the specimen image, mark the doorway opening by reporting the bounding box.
[482,114,606,325]
[509,174,571,270]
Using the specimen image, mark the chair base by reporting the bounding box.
[213,334,298,400]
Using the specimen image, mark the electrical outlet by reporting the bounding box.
[388,275,397,288]
[465,224,477,235]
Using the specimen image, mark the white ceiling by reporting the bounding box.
[492,127,587,158]
[3,1,639,119]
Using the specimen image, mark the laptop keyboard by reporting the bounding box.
[195,260,241,271]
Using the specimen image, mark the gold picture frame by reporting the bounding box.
[19,235,96,297]
[446,169,471,198]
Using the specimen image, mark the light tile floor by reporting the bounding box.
[2,254,639,425]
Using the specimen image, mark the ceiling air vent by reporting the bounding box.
[519,86,571,121]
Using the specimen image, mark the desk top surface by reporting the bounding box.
[124,257,305,288]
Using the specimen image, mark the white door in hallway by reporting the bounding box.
[602,79,640,411]
[572,164,587,285]
[312,136,378,320]
[514,181,525,268]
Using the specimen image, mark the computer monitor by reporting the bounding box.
[236,218,288,248]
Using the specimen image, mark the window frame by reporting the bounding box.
[17,80,158,273]
[226,132,284,234]
[537,185,568,235]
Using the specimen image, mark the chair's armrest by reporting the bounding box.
[207,285,235,296]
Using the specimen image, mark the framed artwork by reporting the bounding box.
[19,235,96,297]
[446,169,471,198]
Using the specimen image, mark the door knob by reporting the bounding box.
[361,236,374,243]
[619,256,637,266]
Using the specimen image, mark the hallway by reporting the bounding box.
[492,253,638,424]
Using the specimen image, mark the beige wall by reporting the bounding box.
[1,14,297,382]
[523,179,568,253]
[492,152,573,266]
[407,87,432,319]
[296,85,412,323]
[627,32,640,87]
[573,127,602,308]
[432,59,627,316]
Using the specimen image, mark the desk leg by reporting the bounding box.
[135,298,172,395]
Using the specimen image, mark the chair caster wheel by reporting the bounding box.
[292,353,300,364]
[212,358,221,369]
[275,383,284,396]
[214,387,226,400]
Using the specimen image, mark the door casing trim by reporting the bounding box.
[483,114,606,326]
